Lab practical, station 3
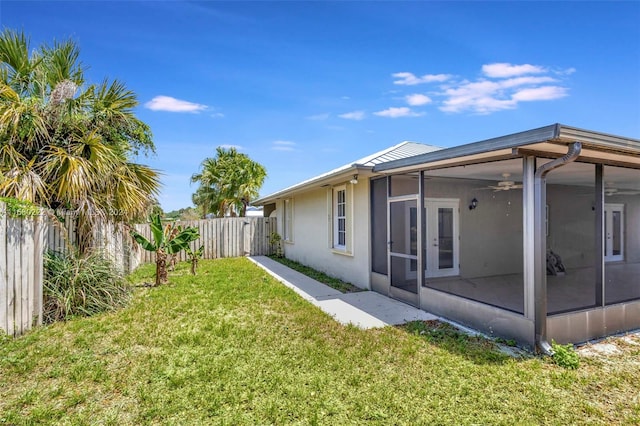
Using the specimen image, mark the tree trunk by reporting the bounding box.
[168,253,177,271]
[156,250,168,286]
[191,258,197,275]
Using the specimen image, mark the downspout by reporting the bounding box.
[534,142,582,354]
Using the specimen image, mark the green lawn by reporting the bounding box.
[268,255,363,293]
[1,258,638,425]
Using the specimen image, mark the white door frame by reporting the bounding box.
[604,203,624,262]
[425,198,460,278]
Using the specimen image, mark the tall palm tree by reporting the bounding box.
[191,147,266,217]
[0,29,160,251]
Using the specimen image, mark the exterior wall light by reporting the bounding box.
[350,175,358,184]
[469,197,478,210]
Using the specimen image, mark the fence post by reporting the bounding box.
[0,203,7,335]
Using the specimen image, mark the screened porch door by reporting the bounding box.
[388,196,420,307]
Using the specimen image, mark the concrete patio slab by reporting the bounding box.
[249,256,437,329]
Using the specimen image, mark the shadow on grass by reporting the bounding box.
[398,320,529,365]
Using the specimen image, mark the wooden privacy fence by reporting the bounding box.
[1,212,276,336]
[134,217,278,264]
[46,214,140,274]
[0,203,45,337]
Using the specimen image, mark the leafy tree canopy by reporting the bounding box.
[0,29,161,248]
[191,147,266,217]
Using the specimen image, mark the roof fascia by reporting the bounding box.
[373,124,560,172]
[374,124,640,173]
[253,164,372,205]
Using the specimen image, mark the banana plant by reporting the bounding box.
[185,244,205,275]
[131,215,199,286]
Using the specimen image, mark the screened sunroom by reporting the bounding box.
[369,124,640,350]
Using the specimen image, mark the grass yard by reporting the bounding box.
[1,258,639,425]
[268,255,363,293]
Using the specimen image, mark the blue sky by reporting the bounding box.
[2,1,639,211]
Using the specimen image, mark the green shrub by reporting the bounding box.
[551,340,580,369]
[0,197,41,218]
[43,251,130,323]
[269,232,283,257]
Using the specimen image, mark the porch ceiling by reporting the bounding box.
[423,158,640,190]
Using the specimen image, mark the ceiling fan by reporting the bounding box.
[604,187,640,196]
[579,182,640,197]
[484,173,523,191]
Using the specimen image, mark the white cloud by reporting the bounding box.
[145,95,208,113]
[272,140,296,151]
[439,80,514,114]
[339,110,366,120]
[405,94,432,106]
[306,113,330,121]
[374,107,424,118]
[383,62,571,115]
[499,76,557,88]
[392,72,451,85]
[555,67,577,76]
[511,86,568,102]
[482,63,546,78]
[439,79,569,114]
[436,64,571,114]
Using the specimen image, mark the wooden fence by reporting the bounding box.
[45,214,140,274]
[0,204,45,337]
[1,212,276,336]
[134,217,277,264]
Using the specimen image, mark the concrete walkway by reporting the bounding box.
[249,256,436,329]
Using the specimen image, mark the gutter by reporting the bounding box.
[533,142,582,354]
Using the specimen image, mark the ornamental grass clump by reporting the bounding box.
[43,250,130,323]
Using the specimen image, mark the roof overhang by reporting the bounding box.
[253,164,373,205]
[373,124,640,174]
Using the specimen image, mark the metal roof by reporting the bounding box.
[358,142,441,166]
[253,141,441,204]
[254,124,640,205]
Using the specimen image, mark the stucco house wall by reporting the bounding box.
[546,184,596,269]
[607,194,640,264]
[275,179,372,289]
[425,178,524,278]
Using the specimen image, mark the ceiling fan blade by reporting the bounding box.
[608,190,640,196]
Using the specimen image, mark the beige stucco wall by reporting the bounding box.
[274,179,372,289]
[538,182,640,269]
[606,194,640,264]
[546,184,596,269]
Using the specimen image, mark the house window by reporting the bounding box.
[283,198,293,242]
[334,187,346,250]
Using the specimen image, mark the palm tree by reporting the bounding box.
[191,147,266,217]
[0,29,160,251]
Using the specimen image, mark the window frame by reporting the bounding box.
[283,198,294,242]
[333,186,347,251]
